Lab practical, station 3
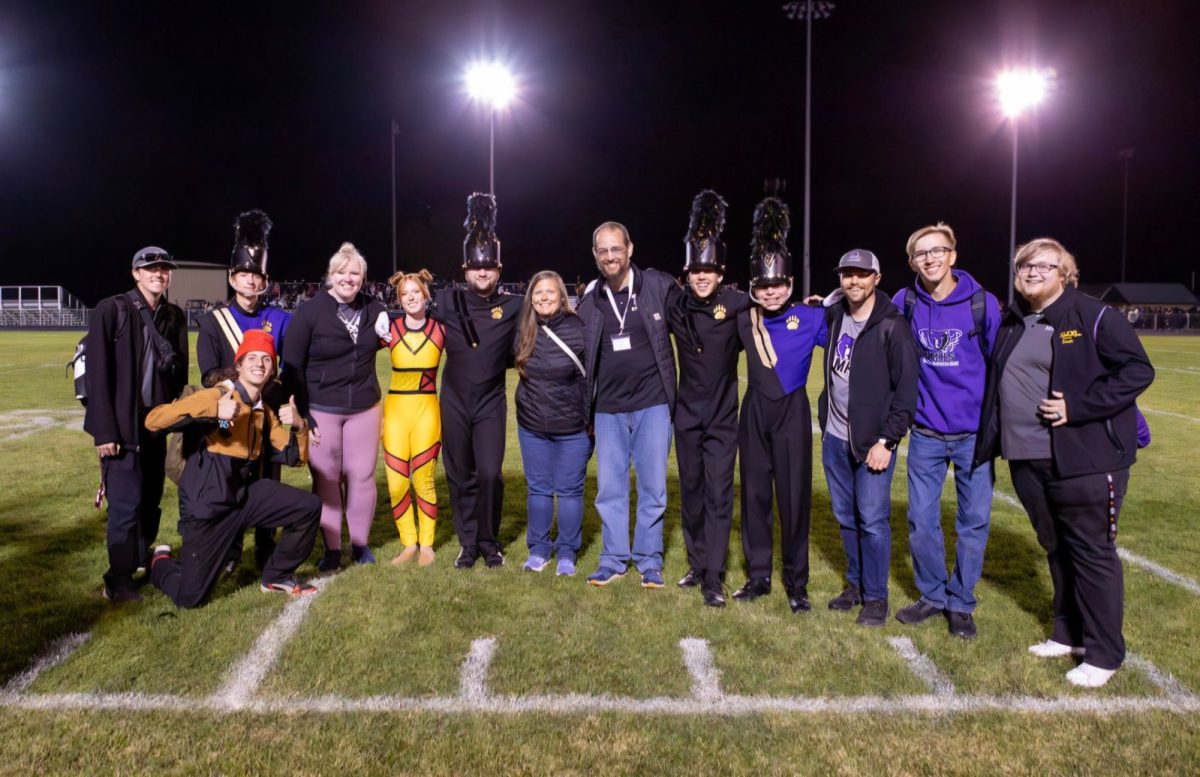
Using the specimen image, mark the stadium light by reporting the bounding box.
[465,61,517,196]
[997,67,1054,305]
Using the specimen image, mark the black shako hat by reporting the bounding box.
[748,196,792,286]
[230,209,272,277]
[683,189,728,273]
[462,192,501,270]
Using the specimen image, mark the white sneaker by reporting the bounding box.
[1028,639,1086,658]
[1066,663,1117,688]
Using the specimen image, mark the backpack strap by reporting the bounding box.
[970,287,989,356]
[902,286,916,322]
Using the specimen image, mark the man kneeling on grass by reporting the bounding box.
[145,329,321,607]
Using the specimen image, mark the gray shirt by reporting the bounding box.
[999,313,1054,460]
[826,313,865,442]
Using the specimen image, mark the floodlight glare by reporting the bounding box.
[997,68,1050,118]
[466,62,516,110]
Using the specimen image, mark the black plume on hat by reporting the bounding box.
[748,196,792,285]
[683,189,728,273]
[231,209,273,276]
[462,192,501,269]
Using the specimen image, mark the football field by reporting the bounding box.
[0,331,1197,775]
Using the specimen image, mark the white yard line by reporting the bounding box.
[886,637,955,697]
[1140,406,1200,424]
[1126,653,1196,699]
[679,638,723,702]
[459,638,497,702]
[0,633,89,697]
[1117,548,1200,596]
[209,576,332,710]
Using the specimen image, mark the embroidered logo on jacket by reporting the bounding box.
[491,306,503,320]
[713,304,726,320]
[786,315,799,330]
[1059,329,1081,344]
[916,327,963,367]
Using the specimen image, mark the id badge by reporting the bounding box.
[611,334,632,352]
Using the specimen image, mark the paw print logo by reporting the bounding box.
[713,304,727,320]
[491,306,503,320]
[786,315,799,330]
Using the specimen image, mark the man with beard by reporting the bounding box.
[666,190,748,607]
[431,194,522,569]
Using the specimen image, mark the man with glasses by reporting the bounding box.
[84,247,189,603]
[891,223,1001,638]
[576,221,678,589]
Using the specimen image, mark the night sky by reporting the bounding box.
[1,0,1197,305]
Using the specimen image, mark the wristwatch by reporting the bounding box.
[878,437,897,451]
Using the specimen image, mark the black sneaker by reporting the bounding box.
[946,610,978,639]
[701,581,726,608]
[856,599,889,627]
[260,577,318,596]
[731,578,771,601]
[454,546,480,569]
[483,548,505,568]
[786,587,812,613]
[827,584,862,611]
[677,568,702,588]
[102,585,142,604]
[895,600,943,625]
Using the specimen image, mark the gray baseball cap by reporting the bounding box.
[132,246,178,270]
[835,248,881,274]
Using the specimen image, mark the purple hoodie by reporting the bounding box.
[892,270,1001,435]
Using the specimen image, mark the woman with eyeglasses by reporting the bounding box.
[512,270,591,576]
[973,237,1154,688]
[282,242,388,571]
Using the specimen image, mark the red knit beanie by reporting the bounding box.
[235,329,276,365]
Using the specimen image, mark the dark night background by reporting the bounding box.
[1,0,1197,305]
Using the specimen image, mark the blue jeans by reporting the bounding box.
[822,435,897,602]
[517,426,591,561]
[594,404,672,574]
[905,430,993,613]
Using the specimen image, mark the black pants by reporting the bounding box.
[101,427,166,592]
[1009,460,1128,670]
[151,479,321,609]
[441,383,506,553]
[675,409,737,584]
[738,388,813,592]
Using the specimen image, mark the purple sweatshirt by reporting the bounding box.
[892,270,1001,435]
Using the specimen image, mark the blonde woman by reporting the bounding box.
[513,271,590,575]
[381,270,446,566]
[282,243,387,571]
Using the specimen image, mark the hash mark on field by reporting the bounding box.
[460,638,497,701]
[0,633,89,696]
[679,638,723,702]
[1126,653,1196,699]
[1140,406,1200,424]
[1118,549,1200,596]
[887,637,955,697]
[210,577,332,710]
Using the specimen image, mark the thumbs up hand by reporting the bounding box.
[217,391,238,422]
[279,395,304,429]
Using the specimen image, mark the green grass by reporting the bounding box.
[1,331,1198,775]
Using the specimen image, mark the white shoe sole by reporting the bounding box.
[1028,640,1086,658]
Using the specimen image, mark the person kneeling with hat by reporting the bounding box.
[146,330,321,607]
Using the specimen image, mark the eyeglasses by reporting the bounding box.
[911,246,952,262]
[1017,262,1060,276]
[594,246,627,258]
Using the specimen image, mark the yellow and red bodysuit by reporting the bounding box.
[383,316,446,547]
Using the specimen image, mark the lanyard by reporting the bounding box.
[603,268,636,334]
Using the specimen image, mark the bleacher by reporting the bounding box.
[0,286,89,328]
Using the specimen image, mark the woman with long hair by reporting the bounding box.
[381,269,446,566]
[513,270,591,576]
[282,242,387,571]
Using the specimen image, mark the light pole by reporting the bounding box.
[996,68,1051,306]
[465,61,516,196]
[783,0,835,299]
[390,118,399,277]
[1118,147,1134,283]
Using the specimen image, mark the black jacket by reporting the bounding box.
[817,290,919,461]
[83,289,189,448]
[974,285,1154,477]
[514,312,588,435]
[431,287,522,397]
[666,286,749,427]
[281,291,386,426]
[576,264,678,415]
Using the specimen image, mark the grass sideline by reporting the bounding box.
[0,330,1198,775]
